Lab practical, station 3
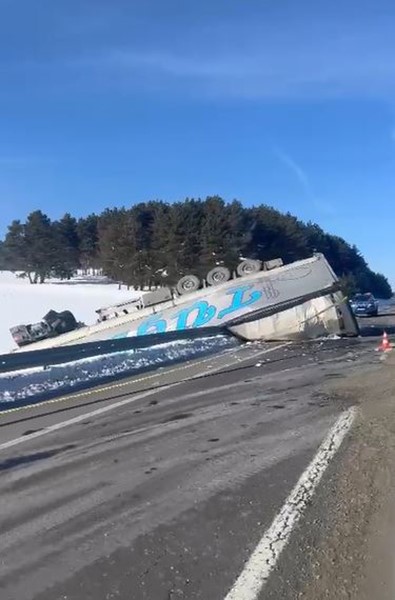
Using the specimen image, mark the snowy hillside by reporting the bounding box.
[0,272,138,354]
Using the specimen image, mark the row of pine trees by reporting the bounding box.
[0,197,392,298]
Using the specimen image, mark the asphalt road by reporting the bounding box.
[0,314,391,600]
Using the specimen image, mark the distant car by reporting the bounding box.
[350,293,379,317]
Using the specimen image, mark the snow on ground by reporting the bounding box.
[0,271,138,354]
[0,271,240,407]
[0,335,238,405]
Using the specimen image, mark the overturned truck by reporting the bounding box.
[12,253,359,351]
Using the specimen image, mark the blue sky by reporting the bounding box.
[1,0,395,282]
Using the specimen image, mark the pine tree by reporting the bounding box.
[200,196,230,273]
[223,200,252,269]
[53,213,80,279]
[163,201,196,281]
[247,206,309,264]
[149,202,173,285]
[3,220,29,275]
[0,197,392,298]
[77,214,99,271]
[0,241,6,269]
[98,208,145,287]
[24,211,58,283]
[368,272,392,298]
[98,208,128,282]
[129,203,157,288]
[178,199,204,275]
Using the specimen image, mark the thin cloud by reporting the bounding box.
[3,9,395,101]
[84,12,395,101]
[274,148,334,215]
[274,149,311,191]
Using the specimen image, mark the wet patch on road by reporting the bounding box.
[162,412,193,423]
[0,444,76,472]
[22,428,43,436]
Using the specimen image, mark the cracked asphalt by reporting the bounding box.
[0,310,393,600]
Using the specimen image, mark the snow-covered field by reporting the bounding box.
[0,271,138,354]
[0,271,240,406]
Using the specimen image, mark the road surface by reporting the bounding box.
[0,308,394,600]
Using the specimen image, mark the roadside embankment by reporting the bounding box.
[300,349,395,599]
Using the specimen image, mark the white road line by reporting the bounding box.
[224,406,357,600]
[0,343,287,453]
[0,387,164,453]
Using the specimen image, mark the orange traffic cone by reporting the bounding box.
[377,331,392,352]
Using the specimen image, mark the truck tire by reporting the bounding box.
[263,258,283,271]
[206,266,231,286]
[176,275,200,295]
[236,259,262,278]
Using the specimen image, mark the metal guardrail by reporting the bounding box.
[0,327,237,412]
[0,326,232,375]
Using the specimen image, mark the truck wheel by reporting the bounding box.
[236,259,262,278]
[206,266,231,286]
[176,275,200,295]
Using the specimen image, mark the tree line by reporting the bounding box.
[0,196,392,298]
